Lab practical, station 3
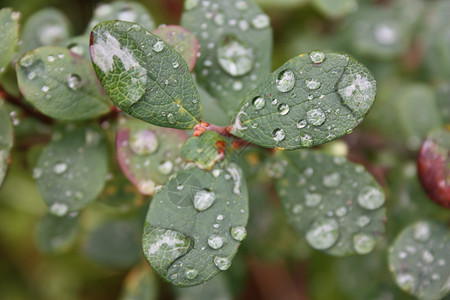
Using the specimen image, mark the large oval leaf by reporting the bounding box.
[388,221,450,300]
[274,150,386,256]
[142,162,248,286]
[16,46,110,120]
[0,8,19,74]
[181,0,273,115]
[230,52,376,150]
[34,125,108,215]
[90,21,202,129]
[0,100,13,188]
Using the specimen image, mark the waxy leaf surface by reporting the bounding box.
[0,8,19,74]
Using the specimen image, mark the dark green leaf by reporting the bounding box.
[0,100,13,188]
[274,150,386,256]
[34,125,108,215]
[152,25,199,72]
[90,21,202,129]
[142,163,248,286]
[173,273,232,300]
[63,35,90,60]
[230,52,376,150]
[181,131,226,170]
[86,1,155,34]
[311,0,359,18]
[34,212,80,254]
[16,46,111,120]
[0,8,20,74]
[388,221,450,300]
[181,0,273,115]
[119,266,158,300]
[116,116,188,195]
[19,8,71,54]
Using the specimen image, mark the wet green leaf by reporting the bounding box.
[19,8,71,54]
[34,212,80,254]
[0,8,20,74]
[63,35,90,60]
[436,83,450,124]
[152,25,199,72]
[230,52,376,150]
[181,131,226,170]
[173,273,232,300]
[86,1,155,34]
[274,150,386,256]
[311,0,358,18]
[83,218,142,269]
[142,162,248,286]
[388,221,450,300]
[119,266,158,300]
[90,21,202,129]
[34,125,108,215]
[116,116,188,196]
[181,0,273,115]
[16,46,111,120]
[0,100,13,188]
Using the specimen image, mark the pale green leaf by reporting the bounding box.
[0,100,13,188]
[0,8,19,74]
[174,273,232,300]
[311,0,359,18]
[181,131,226,170]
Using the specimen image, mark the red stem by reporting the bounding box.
[193,121,258,149]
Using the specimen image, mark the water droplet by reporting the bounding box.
[172,61,179,68]
[413,222,430,242]
[374,23,397,45]
[308,94,314,100]
[20,53,34,67]
[309,51,325,64]
[233,81,243,91]
[217,36,253,76]
[167,113,176,124]
[292,204,303,214]
[278,104,290,115]
[397,273,416,291]
[422,250,434,263]
[145,228,191,266]
[335,206,347,217]
[230,226,246,241]
[297,119,307,129]
[235,1,248,10]
[305,193,322,207]
[306,79,321,90]
[251,14,270,29]
[252,96,265,110]
[67,73,82,90]
[306,218,339,250]
[307,108,326,126]
[47,55,55,62]
[322,172,341,187]
[42,85,50,93]
[217,214,224,221]
[184,0,199,10]
[357,186,385,210]
[353,233,376,254]
[193,189,216,211]
[214,256,231,270]
[185,268,198,279]
[50,202,68,216]
[272,128,285,142]
[138,180,155,195]
[214,14,225,26]
[32,168,42,179]
[152,40,165,52]
[130,130,158,155]
[158,160,173,175]
[276,70,295,93]
[300,134,313,147]
[208,234,224,249]
[53,162,68,174]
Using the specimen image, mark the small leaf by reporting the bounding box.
[34,125,108,215]
[417,128,450,209]
[0,8,20,74]
[116,116,188,196]
[119,266,158,300]
[388,221,450,300]
[16,46,111,120]
[181,0,273,115]
[34,212,80,254]
[64,35,90,60]
[152,25,199,71]
[231,52,376,150]
[274,150,386,256]
[181,131,226,170]
[86,1,155,34]
[142,163,248,286]
[311,0,359,18]
[19,8,71,54]
[0,100,13,188]
[90,21,202,129]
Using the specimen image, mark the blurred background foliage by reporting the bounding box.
[0,0,449,299]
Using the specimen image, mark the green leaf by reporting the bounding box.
[197,84,229,127]
[34,212,80,254]
[274,150,386,256]
[19,8,71,54]
[181,131,226,170]
[0,8,20,74]
[116,116,188,195]
[388,221,450,300]
[173,273,232,300]
[90,21,202,129]
[119,266,158,300]
[34,125,108,215]
[181,0,273,115]
[142,163,248,286]
[437,83,450,124]
[82,218,142,269]
[86,1,155,34]
[63,35,90,60]
[254,0,308,9]
[0,100,13,188]
[152,25,199,72]
[311,0,359,18]
[230,52,376,150]
[16,46,111,120]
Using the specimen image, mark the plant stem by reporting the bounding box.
[193,121,258,149]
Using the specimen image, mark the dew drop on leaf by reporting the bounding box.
[230,226,247,241]
[307,108,326,126]
[272,128,285,143]
[357,186,385,210]
[53,162,67,174]
[252,96,265,109]
[296,119,307,129]
[353,233,376,254]
[278,104,290,115]
[158,160,173,175]
[413,222,430,242]
[276,70,295,93]
[207,234,224,249]
[184,0,199,10]
[306,79,321,90]
[217,36,253,77]
[185,268,198,279]
[309,50,325,64]
[306,218,339,250]
[300,134,313,147]
[49,202,69,216]
[251,14,270,29]
[322,172,341,187]
[214,256,231,271]
[138,179,156,195]
[305,193,322,207]
[193,189,216,211]
[129,130,158,155]
[152,40,164,52]
[67,73,82,90]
